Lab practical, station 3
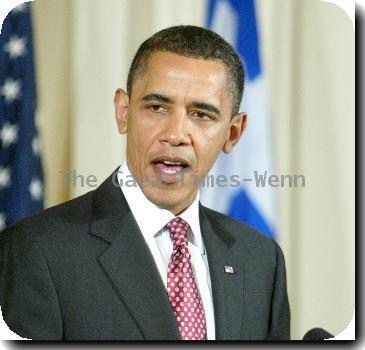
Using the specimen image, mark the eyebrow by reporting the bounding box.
[141,93,171,103]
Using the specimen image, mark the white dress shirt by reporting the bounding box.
[117,161,215,340]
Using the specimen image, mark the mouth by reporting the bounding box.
[151,156,190,184]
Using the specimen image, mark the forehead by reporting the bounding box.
[132,51,231,106]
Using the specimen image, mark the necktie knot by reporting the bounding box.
[166,217,190,250]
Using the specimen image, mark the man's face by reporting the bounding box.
[114,51,246,214]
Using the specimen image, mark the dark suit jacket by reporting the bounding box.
[0,170,290,340]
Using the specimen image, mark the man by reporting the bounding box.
[0,25,290,340]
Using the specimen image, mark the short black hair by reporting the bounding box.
[127,25,245,115]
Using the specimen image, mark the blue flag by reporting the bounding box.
[0,3,44,231]
[201,0,276,238]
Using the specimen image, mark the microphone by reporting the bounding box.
[303,328,334,340]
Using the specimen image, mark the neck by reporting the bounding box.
[165,190,198,216]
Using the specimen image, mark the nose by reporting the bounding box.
[160,110,191,147]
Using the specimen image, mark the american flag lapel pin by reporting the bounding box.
[224,266,234,274]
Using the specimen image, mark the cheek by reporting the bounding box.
[201,122,229,148]
[126,114,157,167]
[128,110,158,146]
[193,126,228,169]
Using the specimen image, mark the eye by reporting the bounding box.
[191,111,213,120]
[147,104,167,113]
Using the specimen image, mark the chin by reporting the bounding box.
[144,187,194,213]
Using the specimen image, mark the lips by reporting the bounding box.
[155,161,183,174]
[151,156,190,183]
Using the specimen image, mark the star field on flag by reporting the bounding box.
[0,3,44,231]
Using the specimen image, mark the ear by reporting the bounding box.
[114,88,129,134]
[223,112,247,154]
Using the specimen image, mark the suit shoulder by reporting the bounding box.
[202,205,277,251]
[0,190,95,246]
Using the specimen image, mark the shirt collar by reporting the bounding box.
[117,161,204,251]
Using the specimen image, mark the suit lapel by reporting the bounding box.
[200,205,246,340]
[88,171,247,340]
[89,172,180,340]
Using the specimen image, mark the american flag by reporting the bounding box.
[0,3,43,231]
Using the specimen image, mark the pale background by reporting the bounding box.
[28,0,354,340]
